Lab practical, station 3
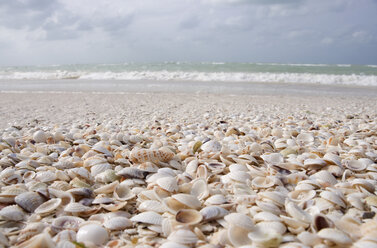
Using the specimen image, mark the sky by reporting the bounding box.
[0,0,376,66]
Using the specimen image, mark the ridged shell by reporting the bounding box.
[320,191,346,208]
[130,211,163,225]
[345,159,368,171]
[139,200,168,213]
[103,216,132,230]
[35,198,62,216]
[285,201,312,224]
[116,167,148,179]
[0,205,25,221]
[64,202,93,213]
[51,216,85,233]
[130,147,174,163]
[91,163,112,177]
[201,140,222,153]
[15,192,45,213]
[204,194,227,205]
[224,213,255,231]
[200,206,229,221]
[156,177,178,192]
[113,182,136,201]
[176,209,203,225]
[167,228,198,245]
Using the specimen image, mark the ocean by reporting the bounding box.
[1,62,377,86]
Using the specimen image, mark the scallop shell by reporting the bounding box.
[130,211,163,225]
[103,216,132,230]
[204,194,227,205]
[64,202,93,213]
[227,224,252,247]
[139,200,168,213]
[190,178,209,201]
[15,192,45,213]
[310,170,337,186]
[51,216,85,233]
[94,181,119,194]
[34,198,62,216]
[200,206,229,221]
[176,209,203,225]
[91,162,112,177]
[18,222,47,243]
[165,193,202,212]
[253,212,281,222]
[77,224,109,246]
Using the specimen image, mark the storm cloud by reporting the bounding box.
[0,0,376,65]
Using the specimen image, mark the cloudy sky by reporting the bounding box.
[0,0,376,66]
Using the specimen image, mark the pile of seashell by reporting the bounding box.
[0,111,376,248]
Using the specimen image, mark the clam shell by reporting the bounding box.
[34,198,62,216]
[51,216,85,233]
[201,140,221,153]
[113,182,136,201]
[285,201,311,224]
[252,176,275,189]
[167,228,198,245]
[169,193,201,210]
[17,233,54,248]
[130,147,174,163]
[204,194,227,205]
[176,209,203,225]
[0,205,25,221]
[156,176,178,193]
[317,228,352,245]
[116,167,148,179]
[255,221,287,234]
[310,170,337,186]
[91,162,112,177]
[64,202,93,213]
[94,181,119,194]
[77,224,109,246]
[312,213,334,232]
[200,206,229,221]
[33,130,47,143]
[345,159,368,171]
[15,192,45,213]
[323,153,341,166]
[130,211,163,225]
[160,241,190,248]
[190,179,209,201]
[224,213,254,231]
[319,191,346,208]
[261,153,284,165]
[18,222,47,243]
[103,216,132,230]
[139,200,168,213]
[253,212,281,222]
[227,224,252,247]
[296,133,314,145]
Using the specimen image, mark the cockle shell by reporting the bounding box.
[224,213,255,231]
[201,140,222,153]
[165,194,202,212]
[94,181,119,194]
[319,191,346,208]
[130,211,163,225]
[317,228,352,245]
[253,212,281,222]
[344,159,368,171]
[103,216,132,230]
[167,228,198,245]
[0,205,25,221]
[33,130,47,143]
[18,222,47,243]
[77,224,109,246]
[51,216,85,233]
[204,194,227,205]
[15,192,45,213]
[200,206,229,221]
[139,200,168,213]
[285,201,312,224]
[91,162,112,177]
[64,202,93,213]
[156,176,178,192]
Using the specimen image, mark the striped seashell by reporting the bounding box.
[130,147,174,163]
[15,192,45,213]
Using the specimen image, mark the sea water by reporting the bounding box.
[1,62,377,86]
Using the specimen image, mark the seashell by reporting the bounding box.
[296,133,314,145]
[48,188,74,205]
[92,194,114,205]
[176,209,203,225]
[296,231,321,246]
[139,200,168,213]
[310,170,337,187]
[15,192,45,213]
[164,194,202,213]
[200,206,229,221]
[323,153,341,166]
[344,159,368,171]
[167,228,198,245]
[17,232,54,248]
[227,224,252,247]
[67,167,91,181]
[35,198,62,216]
[35,171,57,183]
[201,140,221,153]
[92,143,113,157]
[51,216,85,233]
[53,230,76,243]
[161,241,190,248]
[256,200,282,215]
[156,176,179,193]
[95,169,119,183]
[258,191,285,207]
[91,162,112,177]
[228,170,251,182]
[130,211,163,225]
[288,189,316,203]
[190,178,209,201]
[33,130,47,143]
[0,232,9,246]
[312,213,334,232]
[251,176,275,189]
[285,201,312,224]
[360,219,377,236]
[280,215,309,230]
[18,222,47,243]
[261,153,284,165]
[50,181,71,191]
[319,191,346,208]
[104,216,132,230]
[101,201,128,212]
[116,167,149,179]
[64,202,93,213]
[130,147,174,163]
[204,194,227,205]
[351,179,375,193]
[77,224,109,246]
[317,228,352,245]
[255,221,287,234]
[248,228,282,248]
[114,182,136,201]
[224,213,255,231]
[303,158,327,169]
[0,205,25,221]
[253,212,281,222]
[94,181,119,194]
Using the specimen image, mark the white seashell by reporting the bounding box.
[204,194,227,205]
[139,200,168,213]
[35,171,57,183]
[297,231,321,246]
[113,182,136,201]
[76,224,109,246]
[15,192,45,213]
[280,215,309,230]
[53,230,76,243]
[94,181,119,194]
[171,193,202,209]
[104,216,132,230]
[323,153,341,166]
[296,133,314,145]
[345,159,368,171]
[224,213,254,231]
[160,241,189,248]
[253,212,281,222]
[228,171,251,182]
[176,209,203,225]
[352,179,375,193]
[130,147,174,163]
[201,140,222,153]
[167,228,198,245]
[319,191,346,208]
[227,224,252,247]
[255,221,287,234]
[35,198,62,216]
[285,201,312,224]
[258,191,285,207]
[17,232,54,248]
[312,213,334,232]
[0,205,25,221]
[200,206,229,221]
[90,162,112,177]
[310,170,337,186]
[18,222,47,243]
[248,228,282,248]
[92,144,112,157]
[252,176,275,189]
[156,176,178,192]
[64,202,92,213]
[116,167,148,179]
[317,228,352,245]
[261,153,284,165]
[130,211,163,225]
[190,178,209,201]
[303,158,327,168]
[288,189,316,203]
[33,130,47,143]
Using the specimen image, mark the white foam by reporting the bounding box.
[0,71,376,86]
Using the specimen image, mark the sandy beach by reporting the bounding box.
[0,82,376,247]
